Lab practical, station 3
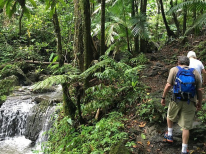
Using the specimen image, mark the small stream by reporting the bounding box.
[0,86,62,154]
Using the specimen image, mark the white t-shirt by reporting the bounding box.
[189,58,204,82]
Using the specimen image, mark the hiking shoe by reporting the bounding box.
[164,132,173,143]
[181,150,189,154]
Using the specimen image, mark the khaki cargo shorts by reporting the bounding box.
[167,100,196,130]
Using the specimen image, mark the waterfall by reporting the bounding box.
[0,86,62,154]
[0,97,35,140]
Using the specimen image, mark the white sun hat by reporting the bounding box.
[187,51,196,58]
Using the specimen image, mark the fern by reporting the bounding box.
[32,58,115,90]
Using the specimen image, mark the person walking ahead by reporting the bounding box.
[161,56,202,154]
[187,50,206,85]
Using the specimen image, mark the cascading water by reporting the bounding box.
[0,85,62,154]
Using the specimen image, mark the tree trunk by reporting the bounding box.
[52,8,64,67]
[18,0,26,35]
[140,0,147,53]
[159,0,176,38]
[100,0,105,57]
[19,9,24,35]
[75,83,85,124]
[73,0,84,72]
[132,0,139,55]
[81,0,93,88]
[183,0,187,34]
[62,83,76,119]
[170,0,180,36]
[156,0,160,41]
[122,0,131,53]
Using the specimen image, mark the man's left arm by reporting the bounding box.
[201,68,206,85]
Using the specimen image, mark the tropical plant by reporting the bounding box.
[0,0,37,35]
[41,111,128,154]
[167,0,206,35]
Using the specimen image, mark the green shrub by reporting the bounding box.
[82,58,146,115]
[136,94,167,123]
[41,111,128,154]
[129,53,148,66]
[0,75,18,105]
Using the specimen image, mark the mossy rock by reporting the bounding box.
[109,142,132,154]
[0,75,18,105]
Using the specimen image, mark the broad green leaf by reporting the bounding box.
[141,133,146,140]
[67,118,73,125]
[6,0,12,17]
[23,7,31,19]
[0,0,6,8]
[28,0,37,7]
[58,0,67,7]
[49,53,54,62]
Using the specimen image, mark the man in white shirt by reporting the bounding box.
[187,51,206,85]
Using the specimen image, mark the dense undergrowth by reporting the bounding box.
[1,1,206,153]
[35,111,130,154]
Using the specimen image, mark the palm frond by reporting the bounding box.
[28,0,37,8]
[185,13,206,35]
[130,13,149,38]
[0,0,7,8]
[105,22,119,46]
[167,0,206,15]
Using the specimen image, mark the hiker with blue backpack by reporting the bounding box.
[187,50,206,85]
[161,56,202,154]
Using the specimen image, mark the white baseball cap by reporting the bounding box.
[187,51,196,58]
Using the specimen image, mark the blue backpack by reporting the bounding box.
[173,66,196,103]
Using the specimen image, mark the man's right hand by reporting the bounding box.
[196,101,202,111]
[161,99,166,106]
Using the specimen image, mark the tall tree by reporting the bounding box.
[132,0,139,54]
[0,0,37,35]
[159,0,176,38]
[73,0,84,71]
[170,0,180,36]
[156,0,161,41]
[100,0,105,57]
[52,8,64,67]
[183,0,187,34]
[46,0,76,118]
[140,0,147,53]
[81,0,93,88]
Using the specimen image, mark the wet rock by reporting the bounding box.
[24,100,54,141]
[26,71,39,82]
[109,142,132,154]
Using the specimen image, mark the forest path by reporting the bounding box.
[125,36,206,154]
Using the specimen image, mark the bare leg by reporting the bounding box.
[167,117,173,128]
[182,129,189,144]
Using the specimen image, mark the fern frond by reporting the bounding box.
[32,75,69,90]
[80,58,113,79]
[32,59,114,90]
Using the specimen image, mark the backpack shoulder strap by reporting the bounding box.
[189,68,195,72]
[176,66,183,76]
[188,68,195,78]
[176,66,183,71]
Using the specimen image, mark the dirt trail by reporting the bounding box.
[126,37,206,154]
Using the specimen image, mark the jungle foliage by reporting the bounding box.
[1,0,206,153]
